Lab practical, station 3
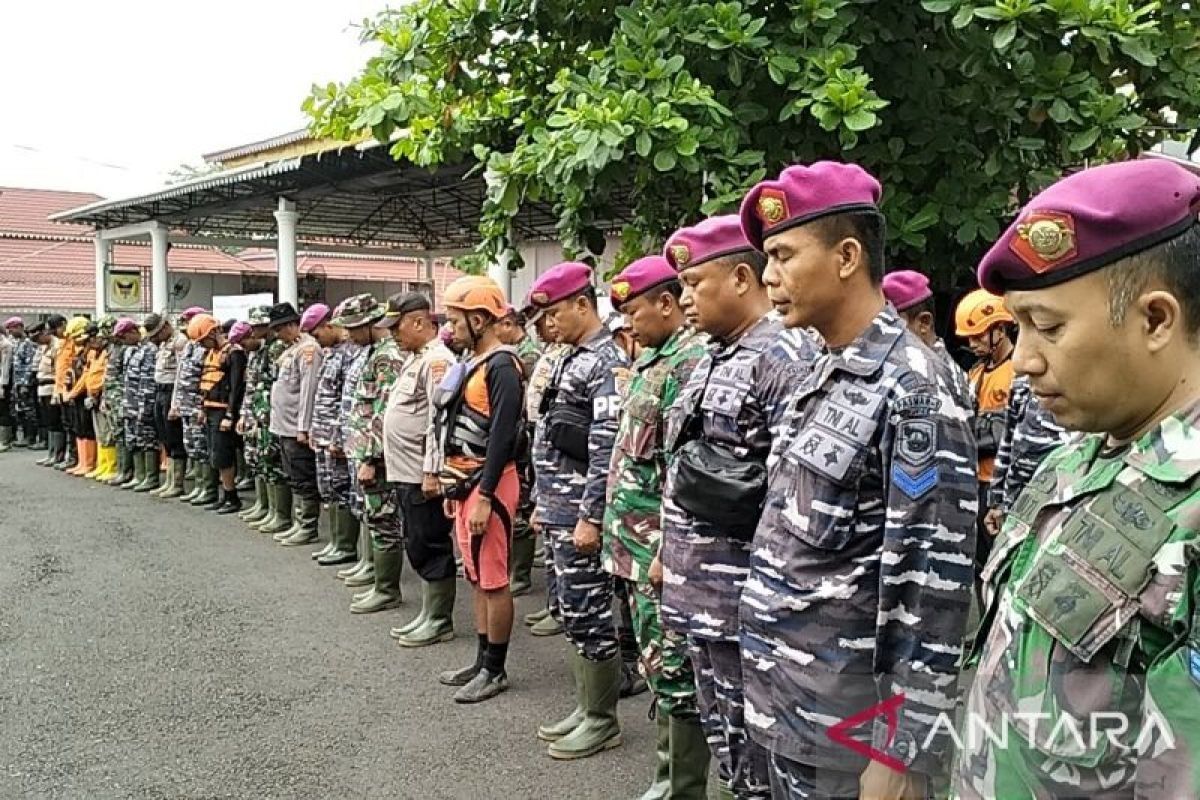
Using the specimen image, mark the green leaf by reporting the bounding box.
[1048,99,1072,124]
[973,8,1005,21]
[920,0,955,12]
[843,108,878,132]
[653,150,677,171]
[635,131,652,158]
[993,22,1017,51]
[676,136,699,156]
[951,5,975,28]
[1119,37,1158,67]
[1068,127,1101,152]
[908,202,940,232]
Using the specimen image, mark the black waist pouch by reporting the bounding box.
[545,403,590,471]
[672,438,766,539]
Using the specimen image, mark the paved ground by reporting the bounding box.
[0,450,658,799]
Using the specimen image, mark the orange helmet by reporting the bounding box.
[955,289,1012,337]
[443,275,507,317]
[186,313,220,342]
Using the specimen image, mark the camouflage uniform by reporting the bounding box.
[741,306,977,791]
[529,342,572,594]
[122,340,158,450]
[345,336,408,549]
[340,342,372,519]
[173,340,209,462]
[660,316,818,797]
[602,326,707,717]
[311,340,359,507]
[101,341,128,447]
[242,336,287,483]
[955,401,1200,799]
[932,337,975,412]
[12,334,38,438]
[988,373,1071,513]
[533,327,628,662]
[513,334,542,544]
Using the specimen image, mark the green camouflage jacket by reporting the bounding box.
[602,326,707,582]
[242,338,286,431]
[955,400,1200,799]
[346,337,407,465]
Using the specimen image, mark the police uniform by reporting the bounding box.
[956,159,1200,798]
[988,374,1071,513]
[602,257,712,797]
[529,262,630,759]
[656,216,819,799]
[738,163,978,795]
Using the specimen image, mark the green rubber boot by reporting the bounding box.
[180,460,201,501]
[134,452,161,493]
[122,450,147,490]
[312,504,338,560]
[349,547,403,613]
[538,649,587,742]
[318,505,358,566]
[108,445,133,486]
[509,534,536,597]
[257,483,294,534]
[248,481,278,530]
[531,612,564,637]
[390,579,430,639]
[149,458,172,497]
[158,458,187,499]
[547,654,622,760]
[668,713,711,800]
[189,464,218,506]
[280,496,320,546]
[239,478,269,522]
[637,708,671,800]
[396,578,456,647]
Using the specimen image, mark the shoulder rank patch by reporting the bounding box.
[892,418,939,500]
[1189,647,1200,687]
[894,393,941,419]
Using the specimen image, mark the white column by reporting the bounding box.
[274,197,298,306]
[149,224,169,313]
[487,258,511,300]
[94,236,112,316]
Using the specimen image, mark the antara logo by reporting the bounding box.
[826,693,908,774]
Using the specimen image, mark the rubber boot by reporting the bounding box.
[121,449,147,490]
[133,451,160,492]
[338,523,372,580]
[342,532,376,587]
[180,460,201,502]
[215,486,243,514]
[256,483,294,534]
[668,714,711,800]
[390,579,430,639]
[37,432,63,466]
[159,458,187,499]
[247,481,278,529]
[240,478,270,523]
[510,534,536,597]
[56,437,77,470]
[396,578,456,647]
[312,504,337,559]
[69,440,96,476]
[272,496,304,541]
[319,505,359,566]
[190,464,219,506]
[108,445,133,485]
[349,547,403,613]
[12,425,27,449]
[149,458,173,496]
[234,448,252,491]
[538,650,587,742]
[84,442,106,479]
[637,709,671,800]
[547,655,622,760]
[280,496,320,546]
[531,612,565,637]
[94,445,117,481]
[0,426,14,453]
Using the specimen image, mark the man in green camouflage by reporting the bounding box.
[241,307,292,533]
[497,306,542,597]
[956,159,1200,798]
[602,256,710,799]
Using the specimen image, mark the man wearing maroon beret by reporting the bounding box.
[739,161,978,798]
[659,215,821,799]
[882,269,972,409]
[955,158,1200,799]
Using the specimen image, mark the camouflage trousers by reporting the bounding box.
[246,424,285,483]
[767,754,860,800]
[687,638,772,800]
[364,482,403,552]
[183,418,209,461]
[628,580,699,719]
[123,413,156,451]
[315,449,352,506]
[13,386,39,431]
[98,396,122,447]
[547,525,618,662]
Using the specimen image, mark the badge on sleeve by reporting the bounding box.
[892,418,938,500]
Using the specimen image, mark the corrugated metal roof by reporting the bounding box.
[202,130,311,164]
[49,159,305,223]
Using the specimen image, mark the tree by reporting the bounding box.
[305,1,1200,284]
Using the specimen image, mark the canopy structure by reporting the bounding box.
[52,138,639,313]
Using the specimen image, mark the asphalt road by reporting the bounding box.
[0,450,657,799]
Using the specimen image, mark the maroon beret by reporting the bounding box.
[740,161,883,251]
[529,262,594,308]
[978,159,1200,294]
[610,256,677,308]
[882,270,933,312]
[664,215,755,271]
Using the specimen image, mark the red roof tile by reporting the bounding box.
[0,186,101,240]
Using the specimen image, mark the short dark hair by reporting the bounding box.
[713,250,768,283]
[1108,223,1200,335]
[902,297,935,319]
[47,314,66,330]
[568,285,599,310]
[809,210,886,283]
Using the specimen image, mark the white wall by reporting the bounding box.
[509,237,621,307]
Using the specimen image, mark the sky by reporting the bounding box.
[0,0,386,199]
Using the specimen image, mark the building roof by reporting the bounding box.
[0,187,101,240]
[202,129,311,165]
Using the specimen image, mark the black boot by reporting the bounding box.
[215,487,243,514]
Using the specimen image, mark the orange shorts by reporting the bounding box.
[455,463,519,591]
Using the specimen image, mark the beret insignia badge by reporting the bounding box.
[669,245,691,267]
[756,189,789,226]
[1011,211,1077,273]
[611,281,631,301]
[531,291,550,305]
